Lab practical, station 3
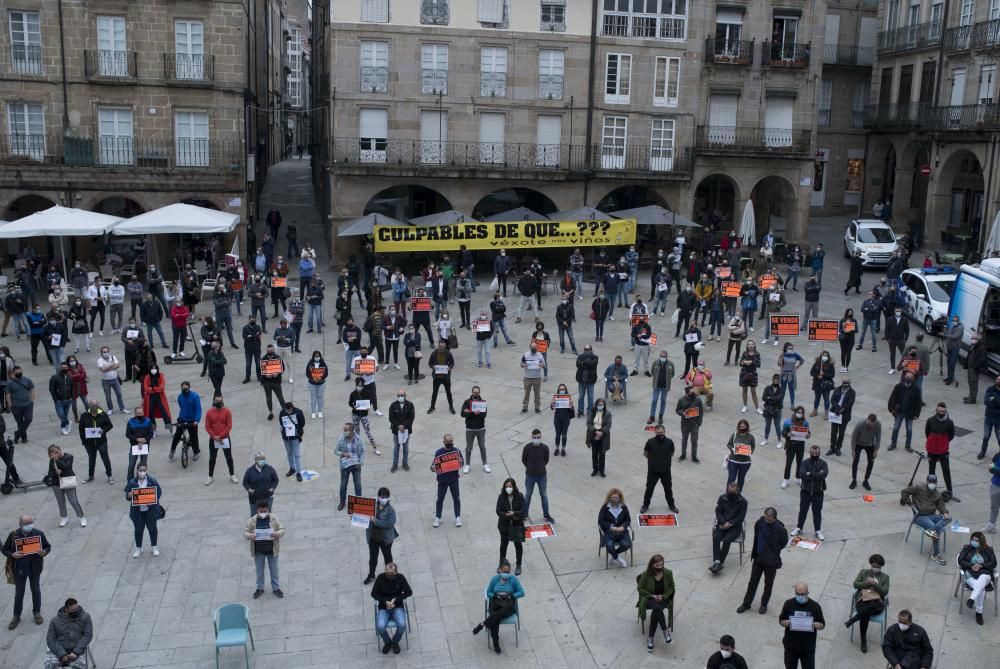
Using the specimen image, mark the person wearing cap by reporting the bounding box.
[901,475,950,564]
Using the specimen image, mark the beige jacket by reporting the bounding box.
[243,514,286,556]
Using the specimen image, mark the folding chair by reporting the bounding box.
[200,278,218,301]
[737,521,746,566]
[484,588,519,649]
[952,555,999,616]
[903,506,947,555]
[603,380,628,404]
[598,526,635,568]
[847,591,888,644]
[212,603,254,669]
[372,599,410,649]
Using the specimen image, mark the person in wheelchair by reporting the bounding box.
[958,531,997,625]
[604,355,629,403]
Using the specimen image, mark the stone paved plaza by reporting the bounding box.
[2,159,998,668]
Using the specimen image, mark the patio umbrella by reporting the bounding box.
[610,205,700,228]
[111,203,240,235]
[738,200,756,246]
[484,207,549,222]
[550,206,614,221]
[983,210,1000,257]
[408,210,478,226]
[0,206,123,279]
[336,213,406,237]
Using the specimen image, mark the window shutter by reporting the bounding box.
[478,0,504,23]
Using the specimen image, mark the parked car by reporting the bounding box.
[900,267,957,333]
[844,218,899,266]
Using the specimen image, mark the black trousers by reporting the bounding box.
[712,525,741,563]
[210,374,224,397]
[590,441,606,473]
[499,530,523,564]
[208,439,234,476]
[262,381,285,412]
[928,453,953,492]
[459,300,471,326]
[853,598,884,641]
[680,423,698,458]
[683,351,699,376]
[674,311,691,337]
[364,382,378,411]
[644,599,671,634]
[830,421,848,453]
[170,422,201,454]
[839,339,853,368]
[245,348,261,380]
[124,349,137,381]
[497,274,508,296]
[430,376,452,409]
[367,539,393,577]
[851,445,876,482]
[742,560,777,607]
[888,340,905,369]
[642,469,675,507]
[385,339,399,364]
[84,441,112,477]
[726,339,742,364]
[783,647,816,669]
[406,357,420,380]
[796,491,824,532]
[12,571,41,617]
[783,442,804,479]
[484,597,516,646]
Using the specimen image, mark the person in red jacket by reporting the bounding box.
[169,303,190,357]
[204,394,237,485]
[925,402,958,501]
[141,366,172,431]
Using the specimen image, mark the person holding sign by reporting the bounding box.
[431,435,463,527]
[778,583,825,668]
[530,323,551,382]
[473,310,494,368]
[762,285,787,345]
[305,351,329,418]
[726,420,756,492]
[78,400,114,484]
[549,384,575,456]
[636,554,676,651]
[124,466,161,558]
[341,317,363,381]
[808,351,836,419]
[827,378,856,457]
[780,407,811,489]
[460,386,490,472]
[46,446,86,527]
[273,318,295,384]
[681,324,702,377]
[352,346,381,415]
[259,345,287,421]
[2,514,51,629]
[710,482,748,574]
[632,320,653,376]
[389,389,415,472]
[244,500,285,599]
[427,341,456,414]
[335,424,365,512]
[520,344,546,413]
[364,487,399,586]
[279,401,307,481]
[350,378,380,456]
[838,308,858,372]
[675,386,704,462]
[41,313,69,373]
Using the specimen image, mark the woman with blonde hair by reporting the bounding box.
[598,488,631,567]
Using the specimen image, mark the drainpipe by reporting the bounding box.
[56,0,69,131]
[582,0,599,206]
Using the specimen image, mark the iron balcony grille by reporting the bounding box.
[164,53,215,83]
[84,50,137,78]
[705,38,754,66]
[878,21,942,54]
[695,126,812,155]
[763,42,810,68]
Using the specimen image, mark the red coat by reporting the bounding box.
[68,364,88,399]
[142,372,172,422]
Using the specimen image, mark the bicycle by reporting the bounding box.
[174,421,194,469]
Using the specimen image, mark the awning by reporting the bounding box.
[484,207,550,222]
[337,212,407,237]
[610,205,700,228]
[409,210,478,226]
[111,203,240,235]
[0,205,122,238]
[550,207,615,221]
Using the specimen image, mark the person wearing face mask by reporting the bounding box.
[63,355,89,424]
[980,374,1000,459]
[473,558,524,654]
[204,341,227,397]
[725,314,747,366]
[674,283,696,338]
[138,293,168,349]
[848,413,881,490]
[887,371,922,452]
[335,423,365,511]
[792,445,828,541]
[41,313,70,373]
[709,482,748,576]
[458,385,490,471]
[725,420,755,492]
[124,406,153,481]
[49,362,75,436]
[27,304,49,366]
[47,286,69,317]
[785,245,802,291]
[844,554,890,654]
[388,389,415,472]
[95,347,126,414]
[925,402,958,500]
[598,488,632,568]
[586,400,612,476]
[455,270,473,329]
[241,314,263,383]
[494,478,526,573]
[244,500,285,599]
[168,382,201,461]
[884,305,910,374]
[371,562,412,655]
[124,465,161,558]
[382,306,405,369]
[900,474,950,565]
[957,531,997,625]
[646,350,674,426]
[493,250,512,297]
[203,396,237,485]
[555,295,577,355]
[547,382,575,456]
[706,634,748,669]
[279,401,306,481]
[521,429,555,523]
[591,288,612,340]
[825,376,856,457]
[943,315,964,385]
[514,269,538,323]
[636,553,675,651]
[778,342,804,408]
[760,373,785,447]
[737,507,788,615]
[141,364,172,432]
[243,451,279,515]
[126,275,144,321]
[44,597,93,669]
[78,399,114,484]
[305,350,328,418]
[46,445,87,528]
[881,609,934,669]
[779,582,825,668]
[779,406,810,488]
[808,351,836,419]
[2,514,51,629]
[431,434,463,527]
[640,423,678,514]
[838,308,858,372]
[363,487,399,586]
[520,343,545,413]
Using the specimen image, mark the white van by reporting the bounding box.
[948,259,1000,372]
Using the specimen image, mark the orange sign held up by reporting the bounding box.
[638,513,678,527]
[433,450,463,474]
[770,314,800,336]
[271,277,288,288]
[649,333,657,345]
[354,358,377,375]
[683,407,701,419]
[842,320,857,333]
[14,535,42,554]
[808,320,840,342]
[230,279,244,291]
[630,314,650,326]
[410,297,432,312]
[716,266,732,279]
[260,358,284,376]
[534,339,549,353]
[901,358,922,374]
[131,487,158,506]
[347,495,376,517]
[760,274,778,290]
[721,281,742,297]
[734,444,752,456]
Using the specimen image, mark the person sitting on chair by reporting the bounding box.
[709,481,747,574]
[900,474,950,565]
[44,597,92,669]
[598,487,632,568]
[371,562,412,655]
[636,553,675,652]
[603,355,629,403]
[958,531,997,626]
[472,559,524,654]
[843,553,890,654]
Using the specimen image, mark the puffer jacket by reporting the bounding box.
[46,605,93,658]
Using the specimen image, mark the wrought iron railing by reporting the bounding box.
[0,133,242,170]
[84,50,137,78]
[863,103,1000,131]
[704,38,754,65]
[822,44,876,66]
[878,21,942,53]
[972,18,1000,49]
[695,126,812,155]
[762,41,810,68]
[163,53,215,83]
[944,24,972,52]
[10,44,42,75]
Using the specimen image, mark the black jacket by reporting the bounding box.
[460,397,486,430]
[49,372,74,401]
[958,544,997,573]
[242,323,262,351]
[591,296,611,320]
[882,623,933,669]
[556,301,575,326]
[714,493,747,529]
[46,453,76,486]
[885,314,910,342]
[516,274,537,297]
[370,573,413,610]
[278,408,305,440]
[489,299,507,320]
[749,517,788,568]
[496,491,525,535]
[139,299,163,324]
[829,385,856,421]
[762,383,785,418]
[576,351,599,385]
[242,464,278,502]
[798,456,829,494]
[597,504,632,538]
[888,381,922,419]
[804,281,821,303]
[676,394,704,426]
[2,527,50,577]
[78,408,113,445]
[388,399,415,433]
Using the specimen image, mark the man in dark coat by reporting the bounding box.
[2,514,52,629]
[736,507,789,615]
[844,250,863,295]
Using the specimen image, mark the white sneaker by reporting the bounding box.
[151,547,160,557]
[204,477,213,486]
[99,331,103,336]
[375,410,384,416]
[433,517,441,528]
[773,339,779,346]
[59,517,69,527]
[608,316,614,321]
[841,367,848,373]
[781,479,789,489]
[455,517,463,527]
[756,408,764,415]
[462,465,470,474]
[761,337,768,344]
[311,412,317,419]
[132,547,142,558]
[790,527,801,536]
[761,440,767,447]
[815,531,825,541]
[741,405,748,413]
[981,523,996,533]
[229,475,239,484]
[483,464,491,473]
[394,363,400,370]
[749,327,755,332]
[617,556,629,568]
[888,368,895,375]
[289,379,294,384]
[317,411,323,418]
[80,517,87,527]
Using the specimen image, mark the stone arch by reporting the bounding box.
[693,173,741,231]
[363,184,452,221]
[594,185,670,213]
[928,148,986,250]
[749,175,799,241]
[3,193,56,220]
[471,187,557,220]
[88,195,147,218]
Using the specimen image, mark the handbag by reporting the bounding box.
[489,276,499,291]
[59,476,78,490]
[859,588,882,603]
[448,332,458,349]
[589,310,596,320]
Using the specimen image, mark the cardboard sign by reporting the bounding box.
[807,319,839,342]
[254,528,273,541]
[734,444,752,456]
[842,320,856,333]
[524,523,556,539]
[307,365,326,382]
[131,487,158,506]
[230,279,244,291]
[283,310,295,324]
[433,450,463,474]
[829,412,843,425]
[271,277,287,288]
[125,329,140,339]
[474,320,491,333]
[433,364,450,375]
[410,296,432,312]
[638,513,678,527]
[721,281,742,298]
[14,535,42,554]
[684,332,699,343]
[760,274,778,290]
[716,267,732,279]
[130,443,149,456]
[535,339,549,353]
[770,314,800,336]
[218,438,231,449]
[347,495,376,517]
[353,399,371,411]
[552,394,571,409]
[354,358,377,375]
[50,334,62,347]
[683,407,701,419]
[649,333,657,345]
[862,495,876,503]
[630,314,649,326]
[260,358,283,376]
[471,400,487,413]
[790,426,809,442]
[84,428,103,440]
[901,358,921,374]
[789,536,821,551]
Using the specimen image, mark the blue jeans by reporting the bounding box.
[813,267,823,286]
[216,312,237,346]
[492,318,512,345]
[307,303,324,330]
[376,607,407,644]
[8,312,28,337]
[603,529,631,558]
[308,382,324,413]
[780,375,797,406]
[558,325,577,353]
[595,318,606,338]
[254,552,280,591]
[653,292,668,314]
[764,412,782,441]
[523,473,550,518]
[101,378,126,411]
[709,311,724,337]
[578,383,594,414]
[339,464,362,504]
[813,389,830,411]
[145,322,167,347]
[727,460,751,492]
[859,319,878,349]
[982,415,1000,453]
[616,283,628,307]
[433,296,447,320]
[913,513,949,554]
[891,414,913,449]
[282,438,302,473]
[392,432,409,468]
[786,270,799,290]
[628,267,638,292]
[53,399,72,429]
[49,346,65,373]
[649,387,668,419]
[570,271,583,296]
[345,348,357,377]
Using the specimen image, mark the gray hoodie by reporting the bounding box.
[46,605,93,658]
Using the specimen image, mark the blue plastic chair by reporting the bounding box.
[213,603,255,669]
[372,599,410,649]
[848,591,888,644]
[484,588,519,648]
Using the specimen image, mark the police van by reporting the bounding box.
[900,267,957,333]
[948,259,1000,372]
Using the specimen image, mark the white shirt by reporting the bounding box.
[351,352,379,385]
[96,354,120,380]
[108,285,125,304]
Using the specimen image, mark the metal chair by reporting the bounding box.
[372,599,410,649]
[200,278,218,301]
[598,526,635,568]
[603,379,628,404]
[847,591,888,644]
[484,588,519,649]
[952,555,999,616]
[212,603,254,669]
[737,521,746,566]
[903,506,947,555]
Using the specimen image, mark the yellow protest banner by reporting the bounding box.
[374,219,637,252]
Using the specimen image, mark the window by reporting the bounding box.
[480,47,507,97]
[992,0,1000,19]
[420,110,447,164]
[960,0,974,26]
[886,0,900,30]
[8,11,41,74]
[359,108,388,163]
[764,96,793,148]
[361,0,390,23]
[287,27,303,107]
[535,115,562,167]
[852,80,868,127]
[479,112,505,164]
[771,14,799,60]
[604,53,631,104]
[420,0,449,25]
[653,56,679,107]
[708,93,738,144]
[96,16,128,77]
[540,0,566,31]
[6,102,44,159]
[174,20,205,80]
[930,2,943,38]
[818,79,832,126]
[600,116,627,169]
[980,64,996,104]
[98,107,133,166]
[538,49,564,99]
[601,0,687,40]
[360,41,389,93]
[715,9,743,53]
[478,0,509,28]
[421,44,448,95]
[650,119,674,171]
[175,111,209,167]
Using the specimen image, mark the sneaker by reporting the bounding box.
[59,517,68,527]
[204,477,213,486]
[152,547,160,557]
[790,528,801,537]
[311,412,316,419]
[841,367,848,373]
[455,517,463,527]
[274,589,284,598]
[107,476,115,485]
[924,529,940,541]
[888,369,895,375]
[741,405,747,413]
[815,531,825,541]
[709,560,721,573]
[462,465,470,474]
[663,629,672,644]
[229,475,239,484]
[781,479,788,489]
[646,636,654,652]
[433,517,441,528]
[617,556,628,568]
[761,440,767,447]
[981,523,997,533]
[394,363,400,370]
[80,517,87,527]
[132,547,142,558]
[375,410,384,416]
[773,339,779,346]
[317,412,323,418]
[932,553,946,565]
[483,464,491,473]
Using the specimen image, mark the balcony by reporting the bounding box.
[973,18,1000,49]
[944,25,972,52]
[861,103,925,129]
[329,138,693,178]
[84,50,137,80]
[10,44,42,75]
[862,103,1000,131]
[704,38,754,66]
[163,53,215,84]
[762,42,810,68]
[0,134,242,170]
[822,44,876,67]
[860,0,880,9]
[878,21,942,55]
[695,126,812,157]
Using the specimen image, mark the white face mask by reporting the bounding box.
[927,483,937,491]
[532,438,541,445]
[898,623,910,631]
[378,497,389,505]
[398,396,405,403]
[720,650,732,659]
[137,471,147,479]
[504,487,513,494]
[258,512,269,519]
[821,355,829,362]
